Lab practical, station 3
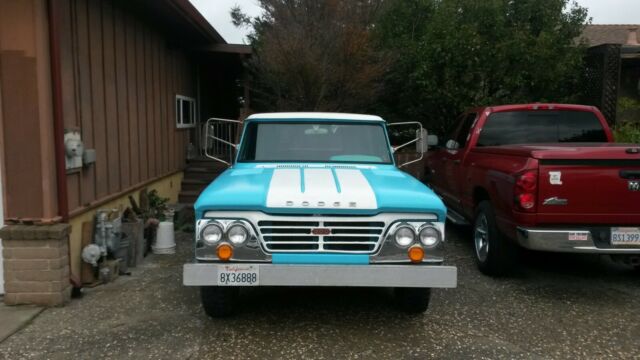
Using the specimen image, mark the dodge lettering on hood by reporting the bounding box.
[183,113,457,317]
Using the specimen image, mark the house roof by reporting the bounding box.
[581,24,640,47]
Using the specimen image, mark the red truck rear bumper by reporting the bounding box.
[516,227,640,253]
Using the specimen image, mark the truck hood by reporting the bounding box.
[194,164,445,220]
[472,143,640,160]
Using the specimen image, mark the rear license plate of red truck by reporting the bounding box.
[611,227,640,246]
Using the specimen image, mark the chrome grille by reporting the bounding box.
[258,220,386,253]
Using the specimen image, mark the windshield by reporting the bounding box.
[238,122,393,164]
[476,111,608,147]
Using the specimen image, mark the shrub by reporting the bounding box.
[613,122,640,144]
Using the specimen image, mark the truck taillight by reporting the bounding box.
[515,171,537,212]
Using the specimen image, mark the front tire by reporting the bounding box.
[394,288,431,314]
[200,286,239,318]
[473,201,517,276]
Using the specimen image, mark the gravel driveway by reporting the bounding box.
[1,226,639,359]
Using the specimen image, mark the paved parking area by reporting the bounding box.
[1,226,639,359]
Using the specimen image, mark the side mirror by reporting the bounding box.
[427,135,439,147]
[387,121,425,168]
[204,118,242,166]
[445,139,460,150]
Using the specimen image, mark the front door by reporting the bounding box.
[440,113,477,211]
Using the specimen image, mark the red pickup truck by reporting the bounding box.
[425,104,640,276]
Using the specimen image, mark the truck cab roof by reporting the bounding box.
[468,103,599,114]
[246,112,386,122]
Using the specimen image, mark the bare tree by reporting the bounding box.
[233,0,390,112]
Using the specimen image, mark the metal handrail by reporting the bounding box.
[387,121,425,168]
[204,117,242,166]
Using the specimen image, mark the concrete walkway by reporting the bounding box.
[0,303,43,343]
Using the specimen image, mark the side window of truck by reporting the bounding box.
[454,113,477,149]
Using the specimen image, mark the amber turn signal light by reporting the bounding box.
[216,243,233,261]
[408,246,424,263]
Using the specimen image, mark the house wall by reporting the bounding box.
[57,0,198,278]
[58,0,195,216]
[0,0,59,220]
[0,158,4,295]
[67,172,183,279]
[0,0,236,304]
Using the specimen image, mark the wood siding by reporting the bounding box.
[0,0,59,219]
[59,0,195,213]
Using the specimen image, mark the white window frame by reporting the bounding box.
[176,95,196,129]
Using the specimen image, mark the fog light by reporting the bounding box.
[408,246,424,263]
[216,243,233,261]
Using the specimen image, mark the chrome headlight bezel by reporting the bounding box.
[375,220,445,264]
[195,217,266,262]
[386,221,445,249]
[197,219,256,248]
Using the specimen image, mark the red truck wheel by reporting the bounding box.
[200,286,239,318]
[473,201,517,276]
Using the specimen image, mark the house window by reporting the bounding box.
[176,95,196,129]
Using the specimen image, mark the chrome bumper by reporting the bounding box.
[516,227,640,253]
[183,263,457,288]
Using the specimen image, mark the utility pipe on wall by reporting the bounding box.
[46,0,69,222]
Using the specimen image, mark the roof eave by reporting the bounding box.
[166,0,226,44]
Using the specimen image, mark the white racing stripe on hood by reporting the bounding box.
[266,168,377,209]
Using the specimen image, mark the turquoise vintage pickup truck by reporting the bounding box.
[183,113,457,317]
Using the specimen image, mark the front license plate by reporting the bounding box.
[611,227,640,246]
[217,264,259,286]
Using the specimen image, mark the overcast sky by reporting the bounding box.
[190,0,640,44]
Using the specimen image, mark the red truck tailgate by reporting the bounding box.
[535,145,640,223]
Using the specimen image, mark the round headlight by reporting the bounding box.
[227,224,248,245]
[394,225,415,247]
[419,226,441,248]
[201,223,223,246]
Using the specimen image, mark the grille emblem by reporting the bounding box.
[311,228,331,235]
[630,181,640,192]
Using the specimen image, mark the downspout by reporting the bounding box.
[196,63,202,156]
[47,0,69,222]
